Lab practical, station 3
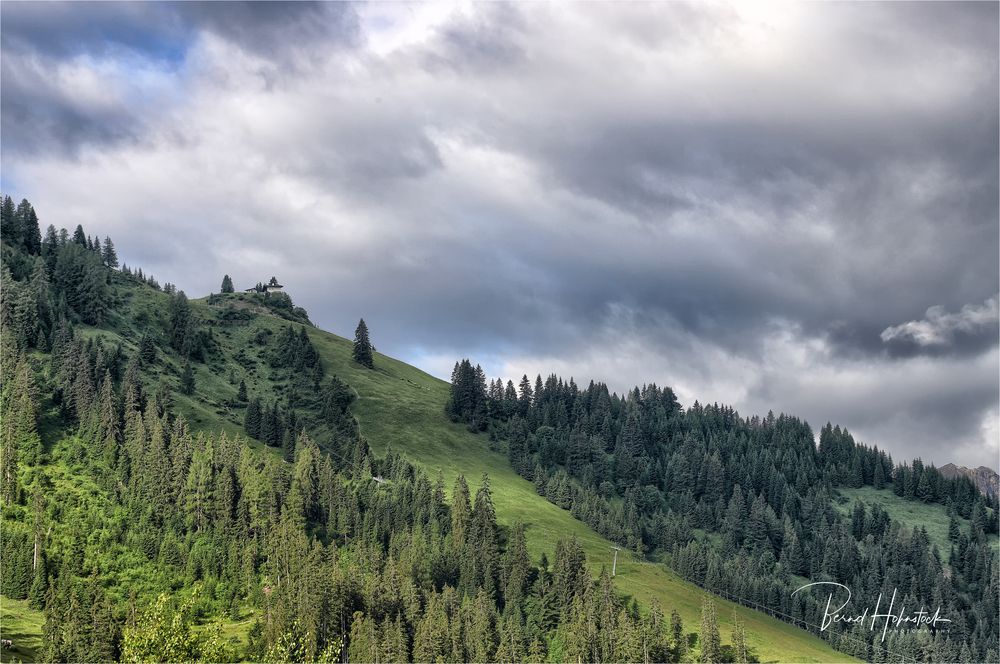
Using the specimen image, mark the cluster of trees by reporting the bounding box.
[168,290,213,363]
[237,319,356,461]
[1,198,117,332]
[447,363,1000,661]
[120,263,163,291]
[1,196,41,255]
[818,423,987,513]
[270,325,322,379]
[242,376,359,464]
[244,396,303,459]
[445,359,489,429]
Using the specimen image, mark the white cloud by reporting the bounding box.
[880,296,999,346]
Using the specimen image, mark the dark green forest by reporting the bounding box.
[445,355,999,661]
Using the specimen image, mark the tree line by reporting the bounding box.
[447,362,1000,662]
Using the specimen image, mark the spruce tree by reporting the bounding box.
[20,202,41,255]
[72,224,87,246]
[671,609,686,661]
[352,318,374,369]
[180,360,195,395]
[101,237,118,268]
[221,274,234,293]
[244,398,262,438]
[0,196,15,243]
[699,595,721,664]
[732,611,749,664]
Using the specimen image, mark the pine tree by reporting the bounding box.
[873,459,886,489]
[138,333,157,365]
[451,475,472,550]
[180,360,195,395]
[469,473,500,597]
[731,611,749,664]
[21,203,41,255]
[72,224,87,246]
[221,274,234,293]
[1,358,41,502]
[671,609,686,662]
[237,379,248,402]
[917,470,933,502]
[168,291,194,353]
[501,521,530,607]
[699,595,721,664]
[101,237,118,268]
[352,318,374,369]
[0,196,16,244]
[244,397,262,438]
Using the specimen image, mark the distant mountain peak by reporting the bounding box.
[939,463,999,500]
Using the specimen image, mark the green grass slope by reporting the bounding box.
[835,487,999,563]
[0,598,44,663]
[293,323,853,663]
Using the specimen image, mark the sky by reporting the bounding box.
[2,1,998,470]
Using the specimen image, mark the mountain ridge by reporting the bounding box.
[939,463,999,499]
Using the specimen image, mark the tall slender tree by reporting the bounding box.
[101,237,118,268]
[352,318,374,369]
[699,595,721,664]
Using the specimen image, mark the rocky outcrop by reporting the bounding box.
[939,463,999,499]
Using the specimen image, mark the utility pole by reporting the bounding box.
[611,546,620,577]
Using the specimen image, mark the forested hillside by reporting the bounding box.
[1,196,996,664]
[444,358,1000,661]
[0,196,848,664]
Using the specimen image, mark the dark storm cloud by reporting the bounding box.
[0,1,359,157]
[0,1,358,60]
[0,54,145,157]
[423,3,527,74]
[3,2,997,467]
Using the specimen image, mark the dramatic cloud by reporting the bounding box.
[2,1,997,469]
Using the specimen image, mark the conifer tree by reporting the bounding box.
[72,224,87,246]
[244,397,262,439]
[19,201,41,255]
[352,318,374,369]
[237,378,248,402]
[101,237,118,268]
[180,359,195,395]
[138,333,157,365]
[732,611,749,664]
[0,196,15,242]
[451,475,472,550]
[221,274,234,293]
[699,595,721,664]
